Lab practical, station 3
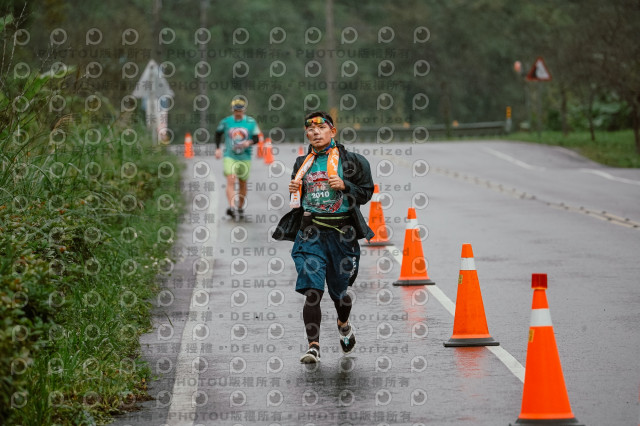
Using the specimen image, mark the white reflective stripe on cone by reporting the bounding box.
[529,308,553,327]
[371,192,380,202]
[460,258,476,271]
[406,218,419,229]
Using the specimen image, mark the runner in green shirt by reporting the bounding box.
[215,98,261,220]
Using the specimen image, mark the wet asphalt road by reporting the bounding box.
[113,141,640,426]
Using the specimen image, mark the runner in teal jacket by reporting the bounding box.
[273,111,374,363]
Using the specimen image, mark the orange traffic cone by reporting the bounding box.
[364,184,390,246]
[256,133,265,158]
[392,208,435,286]
[510,273,583,425]
[298,144,305,156]
[444,244,499,347]
[263,138,274,165]
[184,133,194,159]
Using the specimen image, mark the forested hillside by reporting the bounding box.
[4,0,639,149]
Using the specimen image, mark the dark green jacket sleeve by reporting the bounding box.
[342,151,374,206]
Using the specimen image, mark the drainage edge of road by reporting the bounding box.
[378,153,640,230]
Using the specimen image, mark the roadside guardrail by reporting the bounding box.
[265,121,508,143]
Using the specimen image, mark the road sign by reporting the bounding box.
[525,56,552,82]
[132,60,174,144]
[132,59,174,98]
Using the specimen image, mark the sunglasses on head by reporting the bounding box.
[304,117,333,128]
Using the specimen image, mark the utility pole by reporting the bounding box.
[524,57,552,142]
[199,0,209,134]
[153,0,162,59]
[325,0,337,117]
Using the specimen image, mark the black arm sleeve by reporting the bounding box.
[251,134,260,145]
[215,130,223,149]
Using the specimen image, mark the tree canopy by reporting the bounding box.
[2,0,639,149]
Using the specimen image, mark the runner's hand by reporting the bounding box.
[289,180,301,193]
[215,148,222,159]
[328,175,345,191]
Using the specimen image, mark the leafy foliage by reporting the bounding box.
[0,12,182,425]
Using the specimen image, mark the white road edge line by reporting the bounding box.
[485,146,640,186]
[166,160,219,426]
[483,147,544,171]
[384,245,525,383]
[578,168,640,186]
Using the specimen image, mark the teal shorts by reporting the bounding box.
[223,157,251,180]
[291,226,360,302]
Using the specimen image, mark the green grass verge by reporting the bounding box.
[1,121,183,424]
[500,129,640,168]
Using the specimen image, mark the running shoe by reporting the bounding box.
[300,345,321,363]
[226,207,236,219]
[236,208,245,220]
[338,323,356,355]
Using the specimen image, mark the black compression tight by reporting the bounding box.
[334,293,352,324]
[303,289,353,344]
